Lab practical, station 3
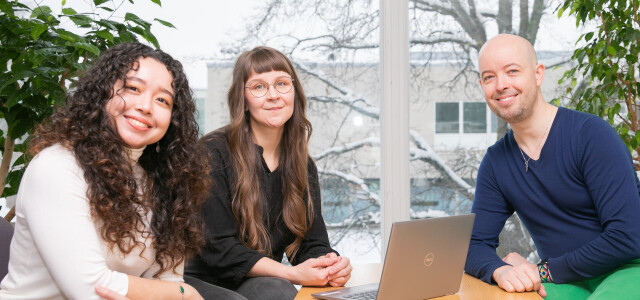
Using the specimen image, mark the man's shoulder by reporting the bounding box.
[557,107,604,127]
[485,131,511,156]
[555,107,617,142]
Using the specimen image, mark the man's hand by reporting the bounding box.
[492,252,547,298]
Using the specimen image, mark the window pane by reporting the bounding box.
[436,103,459,133]
[463,103,486,133]
[491,112,498,133]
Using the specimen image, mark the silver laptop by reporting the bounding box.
[312,214,475,300]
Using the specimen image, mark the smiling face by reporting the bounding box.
[478,34,545,124]
[244,70,295,131]
[105,57,174,149]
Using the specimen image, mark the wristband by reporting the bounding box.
[537,261,553,283]
[178,283,185,300]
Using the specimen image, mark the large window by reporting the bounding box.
[200,0,578,264]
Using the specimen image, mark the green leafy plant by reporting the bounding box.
[554,0,640,168]
[0,0,174,220]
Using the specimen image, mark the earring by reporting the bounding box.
[156,143,160,153]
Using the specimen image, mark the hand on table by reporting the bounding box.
[323,252,353,287]
[291,255,340,286]
[492,252,547,298]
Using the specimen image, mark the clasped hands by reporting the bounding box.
[492,252,547,297]
[292,252,353,287]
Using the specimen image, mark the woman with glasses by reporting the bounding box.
[184,46,352,300]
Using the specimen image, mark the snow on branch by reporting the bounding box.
[295,35,379,51]
[308,96,379,119]
[294,61,354,97]
[318,168,381,205]
[313,137,380,160]
[411,0,455,15]
[411,35,476,47]
[409,130,475,198]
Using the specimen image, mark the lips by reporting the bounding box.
[495,93,518,103]
[125,116,151,130]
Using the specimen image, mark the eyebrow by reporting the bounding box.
[480,63,523,77]
[126,77,174,97]
[503,63,522,69]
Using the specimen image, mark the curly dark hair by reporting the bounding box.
[29,42,210,276]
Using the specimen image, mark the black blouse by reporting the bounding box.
[185,128,336,289]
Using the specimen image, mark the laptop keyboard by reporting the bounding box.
[344,290,378,300]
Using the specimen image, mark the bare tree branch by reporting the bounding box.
[498,0,513,33]
[314,137,380,160]
[318,168,381,205]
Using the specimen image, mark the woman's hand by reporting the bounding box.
[95,285,130,300]
[323,252,352,287]
[290,256,339,286]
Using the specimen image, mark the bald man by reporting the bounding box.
[464,34,640,299]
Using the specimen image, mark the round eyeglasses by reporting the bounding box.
[245,77,294,98]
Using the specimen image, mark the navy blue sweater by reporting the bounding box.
[465,107,640,284]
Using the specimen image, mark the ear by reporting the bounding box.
[535,64,545,87]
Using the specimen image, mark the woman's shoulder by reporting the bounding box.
[306,156,318,172]
[199,126,233,166]
[22,144,85,195]
[30,144,77,168]
[200,126,230,149]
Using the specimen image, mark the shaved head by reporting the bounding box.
[479,34,538,71]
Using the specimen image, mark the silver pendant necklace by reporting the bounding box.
[516,110,554,173]
[518,147,532,173]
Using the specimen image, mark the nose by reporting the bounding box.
[135,93,153,114]
[495,73,509,91]
[265,84,279,100]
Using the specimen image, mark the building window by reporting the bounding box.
[463,102,486,133]
[491,112,498,133]
[436,102,459,133]
[436,101,495,134]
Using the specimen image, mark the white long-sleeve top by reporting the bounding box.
[0,144,182,300]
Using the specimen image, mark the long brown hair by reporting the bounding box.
[226,46,313,260]
[29,43,210,276]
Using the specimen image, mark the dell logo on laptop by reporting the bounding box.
[424,252,434,267]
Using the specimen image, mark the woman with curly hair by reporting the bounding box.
[184,46,352,300]
[0,42,210,300]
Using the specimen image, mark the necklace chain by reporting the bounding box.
[516,109,554,173]
[518,147,532,173]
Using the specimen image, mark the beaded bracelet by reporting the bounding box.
[537,261,553,283]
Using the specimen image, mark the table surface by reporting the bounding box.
[294,263,543,300]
